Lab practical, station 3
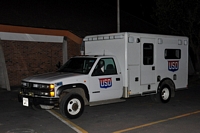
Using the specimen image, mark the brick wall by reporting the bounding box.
[1,38,80,86]
[67,38,81,58]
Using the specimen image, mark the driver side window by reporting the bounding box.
[92,58,117,76]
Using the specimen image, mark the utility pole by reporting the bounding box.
[117,0,120,33]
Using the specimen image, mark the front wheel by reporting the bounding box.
[59,93,84,119]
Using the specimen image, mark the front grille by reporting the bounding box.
[22,87,52,97]
[21,82,54,97]
[23,89,41,95]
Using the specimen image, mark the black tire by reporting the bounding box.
[59,93,84,119]
[159,84,171,103]
[151,80,172,103]
[32,104,41,110]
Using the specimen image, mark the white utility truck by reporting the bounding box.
[18,32,188,119]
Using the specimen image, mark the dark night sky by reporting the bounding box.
[102,0,156,23]
[0,0,157,33]
[1,0,155,24]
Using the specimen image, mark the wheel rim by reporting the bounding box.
[161,88,170,100]
[67,98,81,115]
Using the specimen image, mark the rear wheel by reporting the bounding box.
[159,85,171,103]
[60,93,84,119]
[151,80,173,103]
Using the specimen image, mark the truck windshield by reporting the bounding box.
[58,58,96,74]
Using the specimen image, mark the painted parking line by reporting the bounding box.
[47,110,88,133]
[113,110,200,133]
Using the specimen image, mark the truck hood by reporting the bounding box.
[22,72,85,83]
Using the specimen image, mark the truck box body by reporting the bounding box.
[84,32,188,97]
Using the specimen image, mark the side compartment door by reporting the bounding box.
[127,40,141,95]
[140,38,156,85]
[89,58,123,102]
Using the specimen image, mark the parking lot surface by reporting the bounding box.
[69,84,200,133]
[1,76,200,133]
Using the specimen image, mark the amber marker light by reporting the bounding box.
[50,84,55,89]
[50,91,55,97]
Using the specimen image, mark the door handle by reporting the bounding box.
[152,66,155,70]
[116,78,120,81]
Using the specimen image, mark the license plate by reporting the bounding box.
[23,97,29,107]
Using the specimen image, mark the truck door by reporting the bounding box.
[140,38,156,85]
[89,58,123,102]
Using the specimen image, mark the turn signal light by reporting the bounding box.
[50,91,55,97]
[50,84,55,89]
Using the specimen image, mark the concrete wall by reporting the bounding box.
[1,38,80,86]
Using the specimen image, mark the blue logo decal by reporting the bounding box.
[99,78,112,89]
[55,82,63,87]
[168,61,179,72]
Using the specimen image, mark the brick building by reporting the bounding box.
[0,25,82,88]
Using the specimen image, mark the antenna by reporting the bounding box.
[103,50,105,56]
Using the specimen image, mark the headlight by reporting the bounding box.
[21,81,29,87]
[34,83,55,90]
[41,84,48,88]
[22,82,55,90]
[40,84,55,90]
[33,83,39,88]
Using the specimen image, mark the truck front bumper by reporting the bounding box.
[18,93,59,106]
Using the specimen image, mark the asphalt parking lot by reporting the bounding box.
[1,75,200,133]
